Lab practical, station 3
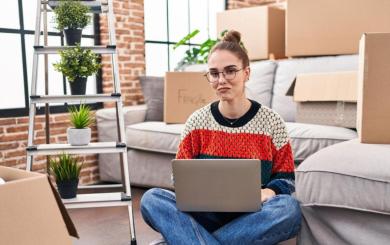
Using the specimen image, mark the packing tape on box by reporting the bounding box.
[0,177,5,185]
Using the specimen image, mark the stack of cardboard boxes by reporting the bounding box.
[165,0,390,144]
[285,0,390,144]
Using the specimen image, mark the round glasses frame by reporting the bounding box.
[204,68,244,83]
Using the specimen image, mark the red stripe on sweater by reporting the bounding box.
[271,143,295,173]
[177,129,274,161]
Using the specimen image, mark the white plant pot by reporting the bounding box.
[67,127,91,146]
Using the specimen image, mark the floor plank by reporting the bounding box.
[69,187,160,245]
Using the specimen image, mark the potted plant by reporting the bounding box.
[53,44,101,95]
[67,103,94,146]
[50,153,83,199]
[53,0,91,45]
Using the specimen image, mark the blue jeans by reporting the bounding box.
[141,188,301,245]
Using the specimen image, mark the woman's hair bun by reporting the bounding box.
[222,30,241,44]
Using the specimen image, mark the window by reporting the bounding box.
[0,0,102,117]
[144,0,226,76]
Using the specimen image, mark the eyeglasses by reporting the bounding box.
[204,67,244,83]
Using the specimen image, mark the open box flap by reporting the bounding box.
[47,177,79,239]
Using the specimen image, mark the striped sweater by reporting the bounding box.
[175,100,295,195]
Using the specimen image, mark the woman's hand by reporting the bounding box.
[261,188,276,203]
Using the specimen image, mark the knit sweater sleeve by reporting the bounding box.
[265,113,296,195]
[175,113,200,159]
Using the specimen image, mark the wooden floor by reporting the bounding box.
[69,187,160,245]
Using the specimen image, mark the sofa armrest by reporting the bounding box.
[96,104,147,142]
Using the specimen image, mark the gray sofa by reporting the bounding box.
[96,54,359,188]
[296,139,390,244]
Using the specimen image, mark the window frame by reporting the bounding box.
[144,0,227,75]
[0,0,103,118]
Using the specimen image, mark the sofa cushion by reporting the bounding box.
[272,55,359,122]
[286,122,358,162]
[184,60,277,107]
[140,76,164,121]
[296,139,390,215]
[96,105,147,142]
[245,60,277,108]
[126,122,184,154]
[126,121,357,162]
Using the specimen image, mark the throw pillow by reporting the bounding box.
[140,76,164,121]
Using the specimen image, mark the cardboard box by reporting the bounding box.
[286,71,358,128]
[164,72,217,124]
[217,6,285,60]
[357,33,390,144]
[0,166,78,245]
[286,0,390,57]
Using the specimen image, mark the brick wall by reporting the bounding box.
[100,0,145,108]
[0,0,145,185]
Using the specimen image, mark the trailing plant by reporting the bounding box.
[68,103,94,129]
[53,44,101,82]
[50,153,83,182]
[53,0,91,30]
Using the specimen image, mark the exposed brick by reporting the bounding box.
[0,118,16,126]
[81,162,98,168]
[16,156,27,164]
[33,138,48,145]
[129,3,143,10]
[32,162,48,172]
[131,11,144,18]
[5,150,26,158]
[35,155,48,161]
[16,117,29,124]
[53,114,70,123]
[34,116,53,123]
[0,133,28,142]
[85,155,98,161]
[36,127,67,138]
[92,175,100,182]
[50,122,69,129]
[6,125,29,133]
[2,159,17,167]
[0,142,19,150]
[56,136,68,142]
[80,169,92,177]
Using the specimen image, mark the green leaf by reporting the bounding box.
[68,103,94,128]
[192,48,200,57]
[53,44,101,82]
[49,153,83,182]
[173,29,200,50]
[53,1,91,30]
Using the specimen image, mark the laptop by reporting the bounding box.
[172,159,261,212]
